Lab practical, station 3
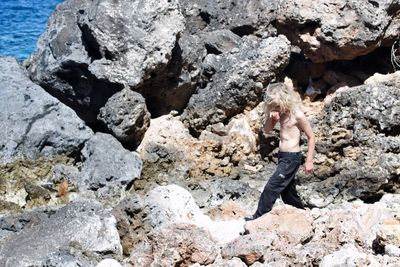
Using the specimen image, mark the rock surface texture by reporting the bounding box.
[2,0,400,266]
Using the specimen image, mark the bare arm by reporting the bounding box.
[296,112,315,174]
[263,112,279,134]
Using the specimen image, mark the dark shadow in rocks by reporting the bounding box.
[45,62,123,128]
[231,25,256,37]
[135,41,195,118]
[284,46,393,100]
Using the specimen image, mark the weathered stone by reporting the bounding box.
[144,184,212,229]
[0,201,122,266]
[221,232,277,265]
[179,0,280,35]
[0,57,93,164]
[245,205,314,245]
[299,84,400,206]
[76,133,142,205]
[112,195,149,256]
[319,244,369,267]
[128,224,219,267]
[98,88,151,149]
[26,0,185,123]
[275,0,400,62]
[181,35,291,134]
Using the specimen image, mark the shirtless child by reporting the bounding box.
[245,83,315,221]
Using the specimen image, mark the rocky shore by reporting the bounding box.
[1,0,399,266]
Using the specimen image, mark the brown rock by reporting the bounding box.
[128,224,219,267]
[244,205,314,245]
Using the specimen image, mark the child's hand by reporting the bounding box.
[269,111,280,121]
[304,161,313,174]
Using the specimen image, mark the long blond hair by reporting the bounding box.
[264,83,302,116]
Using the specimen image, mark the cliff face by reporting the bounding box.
[1,0,400,266]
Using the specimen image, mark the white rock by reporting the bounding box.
[319,244,368,267]
[96,259,123,267]
[145,184,212,228]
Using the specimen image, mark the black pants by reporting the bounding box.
[253,152,305,218]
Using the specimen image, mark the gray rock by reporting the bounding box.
[299,85,400,206]
[275,0,400,62]
[26,0,185,123]
[77,133,142,204]
[0,201,122,267]
[0,57,93,164]
[98,88,151,149]
[201,30,242,54]
[179,0,280,35]
[181,35,291,134]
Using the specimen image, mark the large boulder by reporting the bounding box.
[275,0,400,62]
[25,0,185,123]
[0,57,93,164]
[299,84,400,206]
[181,35,290,134]
[0,201,122,266]
[74,132,143,205]
[179,0,280,35]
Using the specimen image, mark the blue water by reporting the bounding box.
[0,0,63,61]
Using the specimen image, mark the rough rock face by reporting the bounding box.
[181,35,291,134]
[128,224,219,267]
[0,57,93,164]
[299,84,400,207]
[0,201,122,266]
[75,133,143,205]
[98,88,151,149]
[179,0,280,35]
[275,0,400,62]
[25,0,185,124]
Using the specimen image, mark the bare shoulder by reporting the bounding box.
[293,109,307,122]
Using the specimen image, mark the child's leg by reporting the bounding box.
[281,178,304,209]
[252,154,303,219]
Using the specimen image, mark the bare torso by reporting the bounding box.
[278,112,301,152]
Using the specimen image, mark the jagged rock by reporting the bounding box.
[0,57,93,164]
[181,35,291,134]
[75,133,142,205]
[127,223,219,267]
[0,201,122,266]
[275,0,400,62]
[299,84,400,206]
[98,88,151,149]
[179,0,280,35]
[25,0,185,123]
[221,232,277,265]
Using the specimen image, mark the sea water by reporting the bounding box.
[0,0,63,61]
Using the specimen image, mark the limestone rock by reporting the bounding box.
[245,205,314,245]
[128,224,219,267]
